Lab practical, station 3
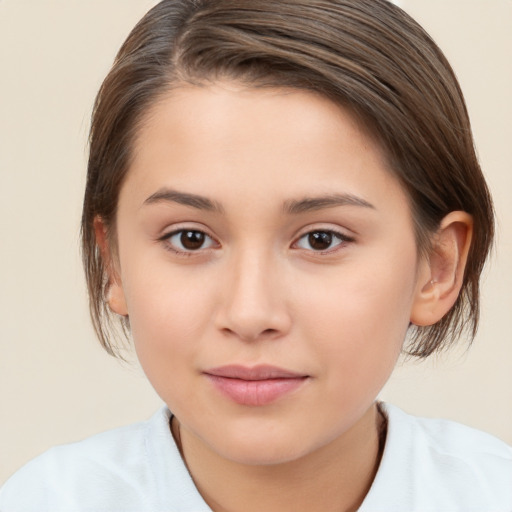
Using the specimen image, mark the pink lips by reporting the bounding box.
[204,365,308,406]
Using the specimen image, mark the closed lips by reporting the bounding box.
[204,365,308,380]
[204,365,309,406]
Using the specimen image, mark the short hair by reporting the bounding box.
[81,0,494,358]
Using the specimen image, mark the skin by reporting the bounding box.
[98,82,472,512]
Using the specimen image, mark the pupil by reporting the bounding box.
[181,231,205,250]
[309,231,332,250]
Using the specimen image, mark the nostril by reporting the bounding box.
[220,327,280,342]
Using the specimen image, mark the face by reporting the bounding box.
[109,83,429,465]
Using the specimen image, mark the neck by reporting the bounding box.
[172,403,386,512]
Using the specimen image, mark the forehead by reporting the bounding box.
[124,82,410,218]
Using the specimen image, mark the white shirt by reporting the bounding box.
[1,403,511,511]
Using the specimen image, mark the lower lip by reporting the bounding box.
[206,375,308,406]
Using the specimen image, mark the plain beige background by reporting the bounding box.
[1,0,511,485]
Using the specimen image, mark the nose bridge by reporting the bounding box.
[217,244,290,340]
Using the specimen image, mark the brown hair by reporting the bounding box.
[82,0,494,358]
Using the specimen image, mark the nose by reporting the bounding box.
[215,249,292,342]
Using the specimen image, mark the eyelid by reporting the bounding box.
[292,226,355,253]
[157,221,217,241]
[156,223,354,256]
[158,224,220,255]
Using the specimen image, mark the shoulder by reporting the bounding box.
[0,408,209,512]
[361,402,512,512]
[385,402,512,477]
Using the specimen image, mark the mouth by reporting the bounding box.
[203,365,309,406]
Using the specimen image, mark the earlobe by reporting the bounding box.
[107,282,129,317]
[410,211,473,327]
[93,216,128,317]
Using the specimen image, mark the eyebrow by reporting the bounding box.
[143,188,375,215]
[143,188,224,213]
[283,194,375,214]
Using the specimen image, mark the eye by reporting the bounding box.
[295,230,351,252]
[164,229,217,253]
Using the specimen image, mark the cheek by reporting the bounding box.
[297,249,417,386]
[121,258,218,384]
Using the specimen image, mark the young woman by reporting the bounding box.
[1,1,511,511]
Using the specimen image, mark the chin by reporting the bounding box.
[218,439,308,466]
[203,422,324,467]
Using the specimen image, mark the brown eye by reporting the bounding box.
[165,229,216,253]
[295,230,350,252]
[308,231,333,250]
[180,230,205,250]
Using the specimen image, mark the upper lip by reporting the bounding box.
[204,365,307,381]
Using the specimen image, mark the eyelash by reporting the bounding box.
[293,229,354,254]
[159,227,354,256]
[159,228,219,257]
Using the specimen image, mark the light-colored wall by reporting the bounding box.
[379,0,512,437]
[1,1,510,485]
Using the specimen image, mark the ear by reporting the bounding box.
[93,216,128,317]
[410,211,473,327]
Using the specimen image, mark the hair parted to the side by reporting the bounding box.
[81,0,494,359]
